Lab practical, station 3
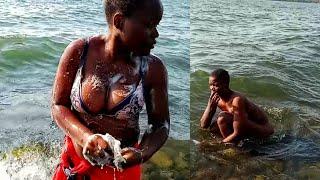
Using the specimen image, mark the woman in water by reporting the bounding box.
[51,0,169,179]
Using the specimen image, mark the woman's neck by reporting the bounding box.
[219,89,233,101]
[104,33,132,61]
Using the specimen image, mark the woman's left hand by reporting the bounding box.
[121,147,143,167]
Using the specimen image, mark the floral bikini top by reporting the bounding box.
[70,38,148,120]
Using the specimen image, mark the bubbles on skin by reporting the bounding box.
[80,56,144,113]
[90,75,106,90]
[107,58,142,99]
[111,74,135,98]
[63,55,72,78]
[64,72,70,79]
[112,82,134,97]
[112,89,131,97]
[82,134,125,170]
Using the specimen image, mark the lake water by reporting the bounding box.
[0,0,189,178]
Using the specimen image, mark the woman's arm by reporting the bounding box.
[51,39,93,147]
[200,93,219,128]
[222,97,245,143]
[139,55,170,162]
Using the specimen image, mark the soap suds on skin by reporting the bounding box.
[82,133,126,171]
[89,75,106,90]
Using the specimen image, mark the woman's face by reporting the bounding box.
[122,0,163,56]
[209,75,227,96]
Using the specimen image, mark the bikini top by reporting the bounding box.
[70,38,148,120]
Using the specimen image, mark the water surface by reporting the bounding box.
[0,0,189,178]
[191,0,320,179]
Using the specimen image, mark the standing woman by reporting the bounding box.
[51,0,169,179]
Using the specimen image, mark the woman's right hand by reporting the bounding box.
[208,91,220,107]
[82,134,111,159]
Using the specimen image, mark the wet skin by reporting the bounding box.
[51,0,169,167]
[200,75,274,143]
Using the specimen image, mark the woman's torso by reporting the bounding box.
[218,92,268,125]
[69,36,149,157]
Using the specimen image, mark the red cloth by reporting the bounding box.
[52,136,141,180]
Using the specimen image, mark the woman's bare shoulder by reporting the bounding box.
[60,38,86,63]
[146,54,166,71]
[230,92,247,106]
[144,54,168,87]
[86,35,106,47]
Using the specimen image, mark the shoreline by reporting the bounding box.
[0,139,190,179]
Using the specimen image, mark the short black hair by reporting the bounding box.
[103,0,147,25]
[211,68,230,85]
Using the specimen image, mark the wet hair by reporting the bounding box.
[103,0,148,25]
[211,68,230,85]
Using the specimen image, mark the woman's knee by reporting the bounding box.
[217,116,225,126]
[217,111,233,126]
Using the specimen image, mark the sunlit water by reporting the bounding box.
[191,0,320,179]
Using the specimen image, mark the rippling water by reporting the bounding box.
[191,0,320,179]
[0,0,189,178]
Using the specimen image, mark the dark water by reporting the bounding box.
[191,0,320,179]
[0,0,189,178]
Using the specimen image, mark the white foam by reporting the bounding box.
[90,75,105,90]
[0,162,10,180]
[0,152,59,180]
[192,139,201,145]
[82,133,126,171]
[112,89,131,97]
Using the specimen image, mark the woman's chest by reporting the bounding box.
[218,100,234,113]
[81,68,141,113]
